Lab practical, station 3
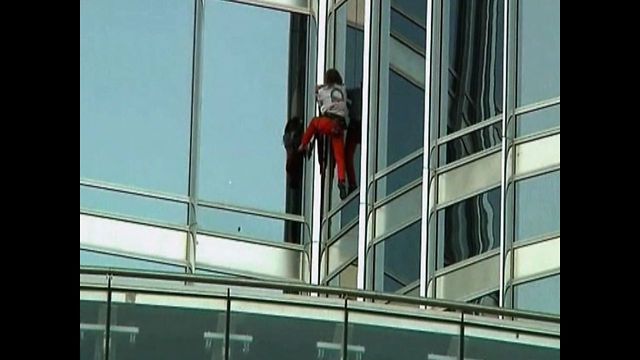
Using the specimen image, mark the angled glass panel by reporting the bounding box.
[437,151,501,205]
[376,154,423,200]
[328,224,358,276]
[328,260,358,289]
[435,254,499,300]
[439,122,502,166]
[374,220,421,293]
[328,195,359,238]
[517,104,560,138]
[517,0,561,106]
[198,0,308,214]
[514,274,560,315]
[198,205,303,244]
[80,0,193,194]
[391,0,427,26]
[437,187,500,268]
[375,184,422,239]
[515,171,560,242]
[439,0,504,136]
[391,8,426,52]
[80,249,186,272]
[80,186,187,226]
[378,70,425,170]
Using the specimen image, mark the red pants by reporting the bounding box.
[301,117,346,183]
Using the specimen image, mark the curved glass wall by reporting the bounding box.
[81,0,560,318]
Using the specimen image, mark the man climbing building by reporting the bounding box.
[298,69,350,200]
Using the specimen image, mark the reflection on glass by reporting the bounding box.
[375,185,422,238]
[391,7,426,52]
[328,261,358,289]
[517,105,560,138]
[329,195,359,239]
[80,0,193,195]
[515,171,560,242]
[80,250,185,272]
[80,186,187,225]
[465,330,559,360]
[439,122,502,166]
[110,298,225,360]
[438,188,500,268]
[517,0,560,105]
[439,0,504,136]
[515,274,560,315]
[328,224,358,276]
[374,221,421,293]
[348,314,459,360]
[392,0,427,25]
[329,0,364,210]
[340,1,365,88]
[376,0,425,174]
[230,304,343,360]
[379,70,425,170]
[80,294,107,360]
[376,155,423,200]
[198,0,307,214]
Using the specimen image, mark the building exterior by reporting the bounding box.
[80,0,560,358]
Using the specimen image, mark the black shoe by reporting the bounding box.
[348,184,357,194]
[338,182,348,200]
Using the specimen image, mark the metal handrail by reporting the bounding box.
[80,267,560,324]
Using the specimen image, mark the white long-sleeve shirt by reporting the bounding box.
[316,84,348,118]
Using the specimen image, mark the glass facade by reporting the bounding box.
[514,274,560,315]
[437,187,501,268]
[514,171,560,242]
[374,220,421,292]
[438,0,503,136]
[198,0,307,215]
[81,0,560,353]
[516,0,560,106]
[80,0,193,225]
